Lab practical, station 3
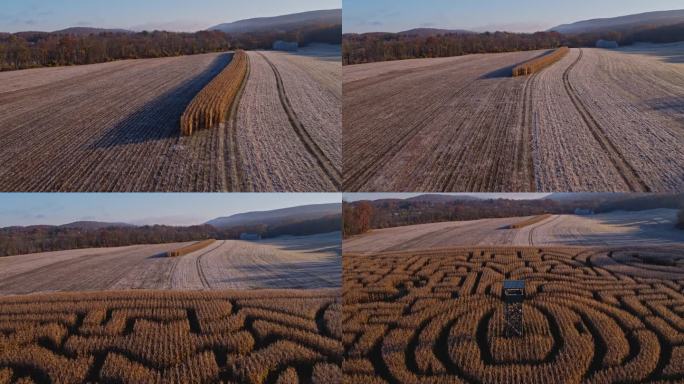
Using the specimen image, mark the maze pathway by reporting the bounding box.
[0,289,341,383]
[343,247,684,383]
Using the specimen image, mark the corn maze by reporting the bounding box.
[180,50,249,136]
[343,247,684,383]
[0,290,341,384]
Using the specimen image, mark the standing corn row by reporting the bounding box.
[512,47,569,77]
[166,239,216,257]
[509,214,552,229]
[180,50,249,136]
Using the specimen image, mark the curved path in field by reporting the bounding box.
[0,232,341,295]
[343,209,684,253]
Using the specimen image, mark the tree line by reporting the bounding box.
[0,214,341,257]
[342,23,684,65]
[342,194,683,236]
[343,31,564,65]
[0,23,341,71]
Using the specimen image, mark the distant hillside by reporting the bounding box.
[209,9,341,34]
[405,194,482,203]
[59,221,134,229]
[0,206,342,257]
[206,203,341,229]
[551,9,684,34]
[52,27,132,35]
[344,193,683,232]
[543,193,621,202]
[398,28,474,37]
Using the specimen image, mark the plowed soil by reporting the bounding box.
[343,43,684,192]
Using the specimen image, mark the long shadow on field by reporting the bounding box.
[479,50,552,79]
[88,53,232,148]
[215,258,341,289]
[646,97,684,122]
[550,211,684,247]
[618,45,684,64]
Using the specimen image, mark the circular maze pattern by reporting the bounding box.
[343,247,684,383]
[0,290,341,383]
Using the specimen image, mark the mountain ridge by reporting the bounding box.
[206,203,341,228]
[209,9,341,34]
[550,9,684,34]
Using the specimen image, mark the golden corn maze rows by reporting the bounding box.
[343,247,684,383]
[0,290,341,384]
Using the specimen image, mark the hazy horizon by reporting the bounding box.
[343,0,684,34]
[0,193,341,227]
[0,0,341,33]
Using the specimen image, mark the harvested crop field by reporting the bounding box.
[0,289,341,383]
[343,209,684,253]
[0,232,341,295]
[343,43,684,192]
[343,246,684,383]
[0,44,341,192]
[236,46,341,191]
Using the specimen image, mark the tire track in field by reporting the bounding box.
[562,49,650,192]
[224,53,251,192]
[519,71,538,191]
[346,76,481,191]
[195,240,225,289]
[527,215,561,246]
[258,52,341,189]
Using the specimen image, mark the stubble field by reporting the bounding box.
[343,43,684,192]
[343,209,684,253]
[0,232,341,295]
[343,246,684,383]
[0,44,341,192]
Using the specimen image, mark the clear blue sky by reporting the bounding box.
[0,193,341,227]
[344,0,684,33]
[0,0,341,33]
[344,193,551,202]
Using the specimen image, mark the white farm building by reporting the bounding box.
[273,40,299,51]
[596,40,619,49]
[239,233,262,240]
